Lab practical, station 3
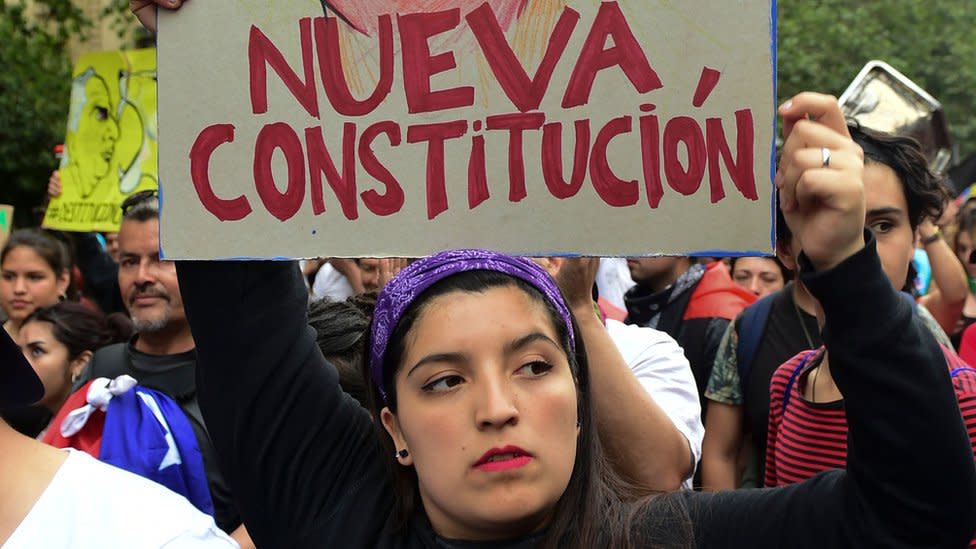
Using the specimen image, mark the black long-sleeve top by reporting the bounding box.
[178,235,976,548]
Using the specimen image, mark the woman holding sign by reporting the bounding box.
[171,98,974,548]
[136,0,974,545]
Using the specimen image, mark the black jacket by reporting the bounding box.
[178,236,975,548]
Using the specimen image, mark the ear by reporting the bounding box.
[775,238,798,273]
[56,270,71,297]
[69,350,92,380]
[380,406,413,466]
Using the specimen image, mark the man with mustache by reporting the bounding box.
[66,192,254,548]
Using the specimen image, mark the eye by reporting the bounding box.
[95,106,109,121]
[28,346,46,358]
[1,272,13,281]
[516,360,554,377]
[869,220,894,234]
[27,272,47,282]
[422,374,464,393]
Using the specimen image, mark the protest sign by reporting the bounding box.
[0,205,13,248]
[44,49,158,233]
[158,1,776,258]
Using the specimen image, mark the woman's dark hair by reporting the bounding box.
[1,229,72,278]
[729,256,793,284]
[22,301,127,360]
[849,122,948,232]
[361,270,693,547]
[307,295,373,405]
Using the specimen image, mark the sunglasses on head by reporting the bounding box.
[120,189,158,215]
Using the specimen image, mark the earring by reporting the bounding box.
[394,449,409,459]
[58,293,67,302]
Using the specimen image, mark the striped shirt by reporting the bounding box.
[766,345,976,546]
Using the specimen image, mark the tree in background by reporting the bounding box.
[0,0,142,229]
[0,1,84,227]
[777,1,976,164]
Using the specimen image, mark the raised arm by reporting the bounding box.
[177,261,391,547]
[679,93,976,548]
[554,258,694,491]
[918,219,968,333]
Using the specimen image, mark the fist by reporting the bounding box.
[777,92,865,272]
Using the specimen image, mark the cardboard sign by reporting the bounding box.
[158,1,775,259]
[44,49,158,233]
[0,205,13,249]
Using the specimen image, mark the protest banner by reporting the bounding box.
[44,49,158,233]
[0,205,13,248]
[158,1,776,258]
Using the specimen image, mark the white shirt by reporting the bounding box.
[4,450,238,549]
[596,258,635,311]
[311,262,355,301]
[606,319,704,489]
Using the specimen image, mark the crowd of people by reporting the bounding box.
[1,1,975,547]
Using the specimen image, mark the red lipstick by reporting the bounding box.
[474,445,533,472]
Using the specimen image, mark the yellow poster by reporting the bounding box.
[44,48,158,233]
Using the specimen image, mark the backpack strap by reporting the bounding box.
[735,293,776,386]
[782,294,917,413]
[782,350,817,413]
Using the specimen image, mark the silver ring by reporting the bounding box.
[821,147,831,168]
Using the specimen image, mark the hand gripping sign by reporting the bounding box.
[157,0,776,259]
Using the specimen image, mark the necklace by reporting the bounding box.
[792,296,816,349]
[792,295,819,401]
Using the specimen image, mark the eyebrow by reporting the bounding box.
[406,332,561,379]
[866,206,904,218]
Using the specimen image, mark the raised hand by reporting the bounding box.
[47,171,62,199]
[377,258,408,291]
[552,257,600,312]
[777,92,865,272]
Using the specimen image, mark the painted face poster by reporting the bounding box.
[44,49,158,233]
[158,1,775,259]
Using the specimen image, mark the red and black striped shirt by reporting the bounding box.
[766,345,976,546]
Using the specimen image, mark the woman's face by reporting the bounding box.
[381,285,579,540]
[955,230,976,280]
[18,320,76,412]
[0,246,68,326]
[731,257,785,297]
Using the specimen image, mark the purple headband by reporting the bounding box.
[369,249,576,403]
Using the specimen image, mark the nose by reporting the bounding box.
[748,277,762,296]
[135,259,157,284]
[474,373,519,430]
[13,276,27,295]
[106,119,119,143]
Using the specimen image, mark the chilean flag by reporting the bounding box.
[44,377,214,517]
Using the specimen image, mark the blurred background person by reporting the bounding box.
[2,302,128,438]
[729,256,790,298]
[1,229,71,340]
